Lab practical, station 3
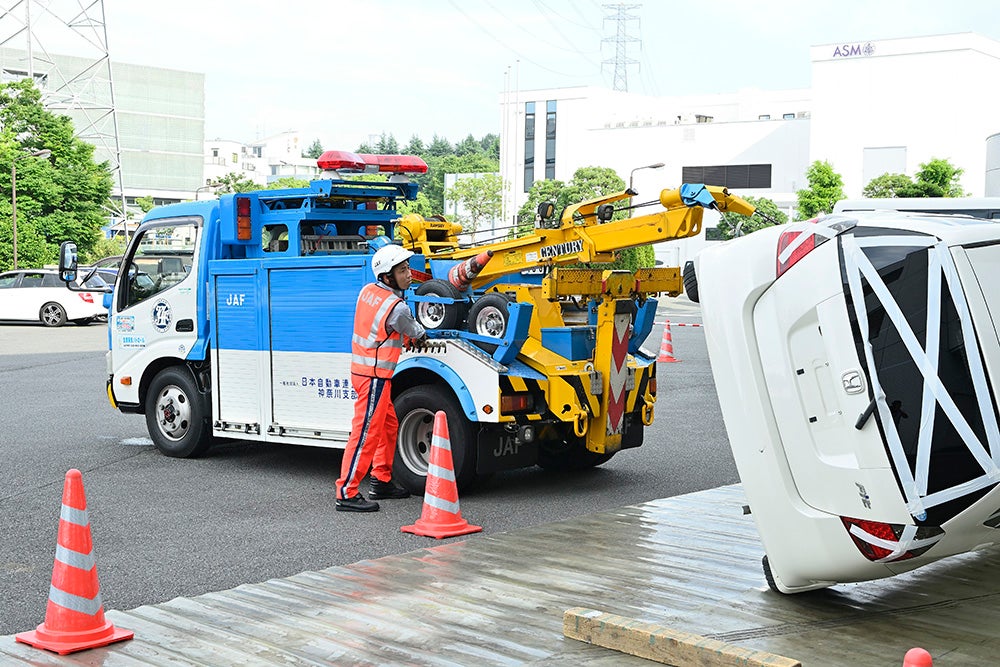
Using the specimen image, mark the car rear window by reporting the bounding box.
[841,230,999,525]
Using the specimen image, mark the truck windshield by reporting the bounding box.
[121,220,198,309]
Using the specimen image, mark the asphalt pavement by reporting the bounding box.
[0,294,739,638]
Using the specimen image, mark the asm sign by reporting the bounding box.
[833,42,876,58]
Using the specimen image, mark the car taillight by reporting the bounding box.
[776,218,818,278]
[78,292,95,304]
[775,215,859,278]
[840,516,943,562]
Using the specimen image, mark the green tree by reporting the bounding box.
[426,135,453,157]
[352,131,502,213]
[374,133,399,155]
[81,235,127,264]
[796,160,845,220]
[914,157,966,197]
[396,191,435,219]
[480,134,500,160]
[403,135,425,155]
[717,195,788,239]
[422,152,498,212]
[861,158,967,199]
[303,139,324,159]
[0,79,113,271]
[861,173,921,198]
[266,177,310,190]
[517,166,654,271]
[445,173,502,237]
[135,195,156,213]
[454,134,481,157]
[214,172,258,194]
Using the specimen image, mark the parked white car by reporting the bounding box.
[692,211,1000,593]
[0,269,108,327]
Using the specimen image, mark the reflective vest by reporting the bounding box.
[350,283,404,378]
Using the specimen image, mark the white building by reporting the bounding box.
[499,32,1000,266]
[203,131,320,194]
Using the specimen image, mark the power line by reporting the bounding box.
[637,41,663,97]
[482,0,600,63]
[447,0,594,77]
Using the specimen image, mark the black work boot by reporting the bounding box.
[335,493,380,512]
[369,478,411,500]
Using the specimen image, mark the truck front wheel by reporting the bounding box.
[145,366,213,458]
[393,385,477,495]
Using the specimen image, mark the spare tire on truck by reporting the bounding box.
[414,279,466,330]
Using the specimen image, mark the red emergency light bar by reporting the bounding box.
[357,153,428,175]
[316,150,367,172]
[316,150,428,175]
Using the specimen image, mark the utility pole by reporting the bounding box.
[601,3,640,92]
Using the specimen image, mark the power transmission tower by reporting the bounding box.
[0,0,128,234]
[601,3,640,92]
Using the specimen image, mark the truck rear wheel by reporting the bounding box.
[537,435,615,471]
[393,385,477,494]
[145,366,213,458]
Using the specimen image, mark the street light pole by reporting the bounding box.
[11,148,52,270]
[629,162,666,193]
[195,182,220,200]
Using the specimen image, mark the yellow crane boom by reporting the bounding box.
[397,184,755,289]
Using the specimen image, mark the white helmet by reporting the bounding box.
[371,244,414,279]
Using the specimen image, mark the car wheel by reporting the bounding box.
[537,435,615,471]
[393,384,478,494]
[762,555,782,594]
[145,366,213,458]
[467,293,511,352]
[414,279,465,330]
[682,261,699,303]
[40,302,67,327]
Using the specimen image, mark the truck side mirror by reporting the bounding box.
[58,241,79,283]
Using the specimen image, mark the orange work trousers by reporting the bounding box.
[336,374,398,500]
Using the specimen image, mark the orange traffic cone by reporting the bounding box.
[402,411,482,539]
[448,250,494,290]
[16,469,133,655]
[657,320,679,363]
[902,647,933,666]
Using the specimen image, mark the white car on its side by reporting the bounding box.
[0,269,108,327]
[691,211,1000,593]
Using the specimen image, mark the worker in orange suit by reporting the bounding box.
[335,243,426,512]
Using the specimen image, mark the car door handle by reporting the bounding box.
[175,319,194,332]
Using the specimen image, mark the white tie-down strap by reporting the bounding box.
[848,523,943,563]
[842,234,1000,521]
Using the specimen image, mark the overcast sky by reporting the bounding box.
[51,1,1000,150]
